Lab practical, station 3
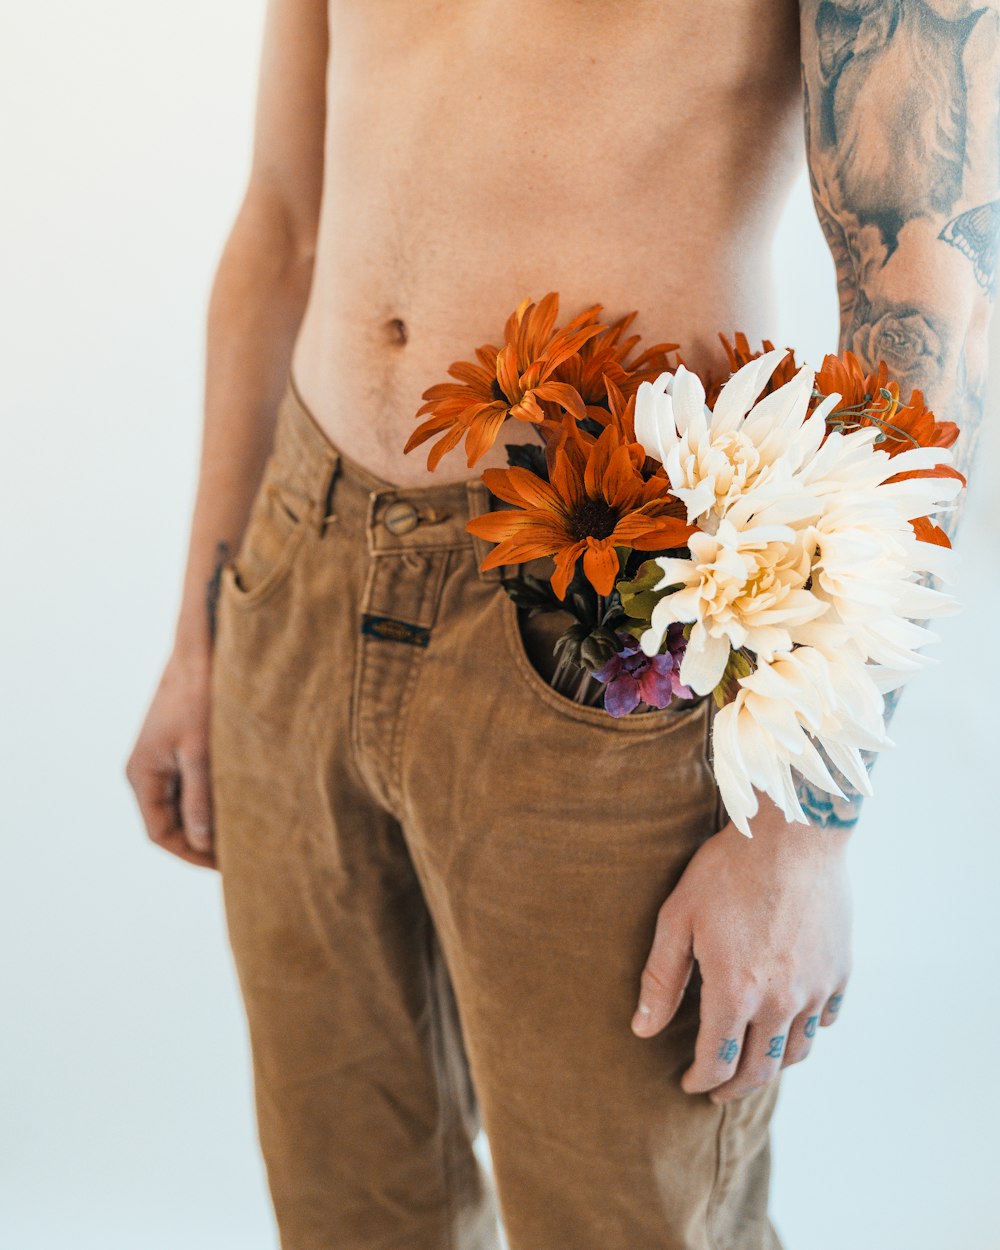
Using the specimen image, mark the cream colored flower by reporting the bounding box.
[638,513,827,693]
[711,636,891,835]
[633,350,841,532]
[630,352,962,835]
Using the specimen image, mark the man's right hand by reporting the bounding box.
[125,650,217,870]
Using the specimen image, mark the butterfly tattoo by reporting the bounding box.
[939,199,1000,297]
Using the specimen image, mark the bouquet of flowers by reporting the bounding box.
[403,293,965,834]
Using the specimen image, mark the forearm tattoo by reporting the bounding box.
[206,540,232,642]
[794,0,1000,828]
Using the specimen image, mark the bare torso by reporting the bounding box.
[291,0,805,486]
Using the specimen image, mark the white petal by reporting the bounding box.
[633,379,671,465]
[710,348,790,435]
[679,625,732,695]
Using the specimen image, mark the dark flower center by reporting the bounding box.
[570,497,618,540]
[491,377,508,403]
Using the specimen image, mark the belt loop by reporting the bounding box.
[312,449,341,536]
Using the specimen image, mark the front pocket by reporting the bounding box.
[223,476,310,610]
[499,589,706,733]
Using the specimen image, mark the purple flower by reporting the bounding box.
[592,627,693,718]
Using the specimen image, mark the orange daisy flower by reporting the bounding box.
[403,292,606,471]
[544,308,679,426]
[466,419,694,599]
[814,350,964,547]
[814,352,960,457]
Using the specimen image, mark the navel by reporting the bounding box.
[385,316,408,346]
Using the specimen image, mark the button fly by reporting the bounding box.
[383,500,420,535]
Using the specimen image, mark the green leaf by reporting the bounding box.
[615,558,670,626]
[712,648,755,708]
[500,573,563,615]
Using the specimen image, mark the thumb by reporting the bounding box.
[631,904,694,1038]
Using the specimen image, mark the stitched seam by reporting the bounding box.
[387,551,451,807]
[706,1100,732,1250]
[223,505,310,611]
[370,538,478,556]
[386,632,428,816]
[349,553,380,793]
[423,919,457,1250]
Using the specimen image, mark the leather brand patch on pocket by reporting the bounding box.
[360,613,431,647]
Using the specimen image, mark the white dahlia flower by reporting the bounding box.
[633,349,841,532]
[631,350,962,836]
[638,516,825,693]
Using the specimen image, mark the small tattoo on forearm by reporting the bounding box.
[766,1035,786,1060]
[827,994,844,1015]
[717,1038,739,1063]
[804,1015,819,1038]
[206,540,231,642]
[940,200,1000,297]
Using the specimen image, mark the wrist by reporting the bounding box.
[740,793,853,860]
[169,630,213,672]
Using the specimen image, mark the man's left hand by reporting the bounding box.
[630,795,853,1104]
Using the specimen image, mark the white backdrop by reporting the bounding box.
[3,4,999,1249]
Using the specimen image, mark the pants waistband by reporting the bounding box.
[273,370,507,574]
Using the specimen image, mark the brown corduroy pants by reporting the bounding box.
[209,373,784,1250]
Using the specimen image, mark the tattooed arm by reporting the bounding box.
[796,0,1000,826]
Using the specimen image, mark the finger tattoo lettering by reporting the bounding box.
[766,1034,786,1059]
[804,1015,819,1038]
[827,994,844,1015]
[717,1038,739,1063]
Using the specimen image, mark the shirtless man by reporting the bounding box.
[125,3,999,1247]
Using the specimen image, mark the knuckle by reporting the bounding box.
[768,991,801,1020]
[716,972,758,1012]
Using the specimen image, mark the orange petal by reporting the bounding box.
[496,344,522,404]
[447,361,496,390]
[425,423,468,471]
[910,515,952,548]
[582,539,620,595]
[478,467,567,518]
[464,404,511,466]
[551,540,586,599]
[532,380,587,421]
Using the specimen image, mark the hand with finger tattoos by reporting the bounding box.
[631,794,852,1104]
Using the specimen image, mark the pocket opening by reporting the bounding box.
[224,477,310,609]
[499,589,706,733]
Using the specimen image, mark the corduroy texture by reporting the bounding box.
[209,373,784,1250]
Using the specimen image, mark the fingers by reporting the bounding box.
[709,1016,794,1104]
[631,904,695,1038]
[125,746,216,870]
[680,986,750,1094]
[176,739,214,855]
[781,1003,824,1067]
[821,985,847,1027]
[693,981,849,1098]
